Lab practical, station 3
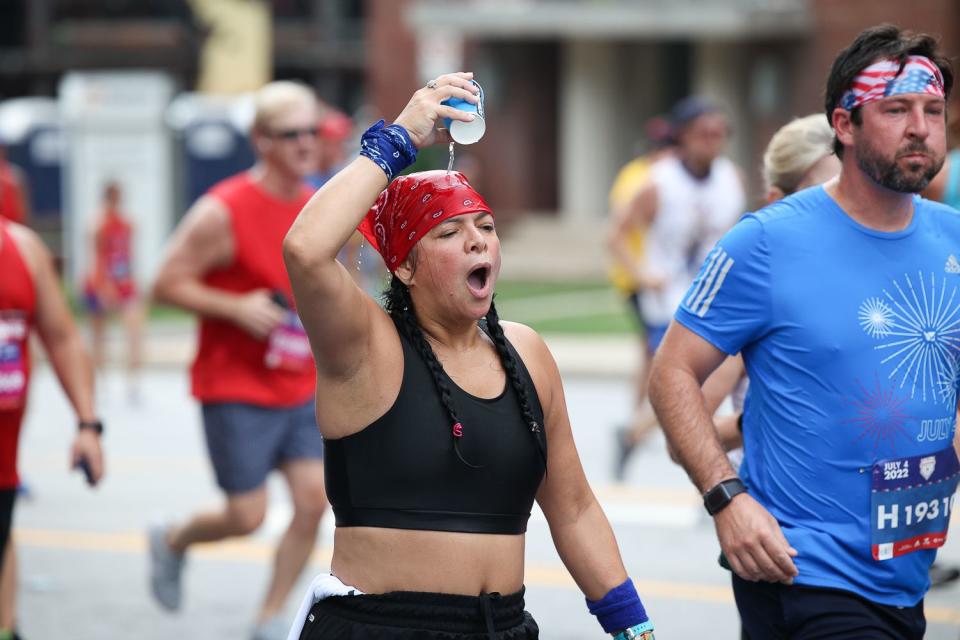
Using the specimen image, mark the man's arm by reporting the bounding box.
[701,354,746,416]
[606,182,662,290]
[10,225,103,484]
[649,322,734,491]
[649,321,797,584]
[153,195,283,339]
[714,413,744,452]
[666,355,745,462]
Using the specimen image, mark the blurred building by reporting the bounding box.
[0,0,958,280]
[2,0,956,221]
[386,0,960,224]
[0,1,366,111]
[0,0,365,277]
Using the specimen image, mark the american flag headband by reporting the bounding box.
[839,55,945,111]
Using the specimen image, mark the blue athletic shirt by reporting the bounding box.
[676,185,960,606]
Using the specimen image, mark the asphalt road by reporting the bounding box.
[11,366,960,639]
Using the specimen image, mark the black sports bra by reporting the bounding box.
[323,327,546,534]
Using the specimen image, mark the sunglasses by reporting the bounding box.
[268,127,319,141]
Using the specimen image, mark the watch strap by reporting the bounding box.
[703,477,746,515]
[78,420,104,435]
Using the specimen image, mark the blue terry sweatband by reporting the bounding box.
[359,119,418,181]
[586,578,650,634]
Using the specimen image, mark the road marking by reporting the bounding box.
[12,526,960,625]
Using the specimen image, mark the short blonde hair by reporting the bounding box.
[762,114,835,194]
[252,80,317,133]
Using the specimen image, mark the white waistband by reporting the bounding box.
[286,573,364,640]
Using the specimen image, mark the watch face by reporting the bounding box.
[704,479,744,515]
[706,488,728,512]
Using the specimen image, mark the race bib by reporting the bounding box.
[264,311,312,373]
[0,315,27,410]
[109,256,130,280]
[871,446,960,561]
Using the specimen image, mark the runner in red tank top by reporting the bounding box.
[0,218,104,636]
[82,182,144,401]
[150,81,327,639]
[0,146,29,226]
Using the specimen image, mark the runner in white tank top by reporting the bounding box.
[640,153,745,328]
[613,96,745,481]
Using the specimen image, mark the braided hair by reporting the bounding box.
[383,275,547,470]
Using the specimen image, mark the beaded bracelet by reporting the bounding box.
[612,621,655,639]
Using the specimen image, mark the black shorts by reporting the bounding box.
[733,573,925,640]
[298,587,539,640]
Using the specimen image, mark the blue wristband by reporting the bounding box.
[586,578,651,635]
[359,119,418,181]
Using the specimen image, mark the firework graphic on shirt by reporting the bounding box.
[858,297,895,338]
[937,351,960,409]
[865,271,960,405]
[842,375,914,455]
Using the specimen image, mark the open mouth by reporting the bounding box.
[466,264,491,294]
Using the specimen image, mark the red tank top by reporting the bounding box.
[88,213,135,296]
[0,163,25,224]
[0,220,35,488]
[190,173,316,406]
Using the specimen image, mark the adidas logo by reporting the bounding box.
[946,255,960,274]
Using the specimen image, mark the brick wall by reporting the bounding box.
[363,0,557,218]
[365,0,418,122]
[795,0,960,117]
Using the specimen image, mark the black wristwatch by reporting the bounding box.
[78,420,104,436]
[703,478,746,515]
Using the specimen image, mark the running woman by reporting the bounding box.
[282,72,655,640]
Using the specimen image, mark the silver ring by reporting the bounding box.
[426,79,438,89]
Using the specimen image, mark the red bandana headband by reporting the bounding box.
[839,55,945,110]
[358,170,493,272]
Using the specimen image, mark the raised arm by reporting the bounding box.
[10,225,103,484]
[283,72,479,378]
[283,151,391,377]
[650,322,797,584]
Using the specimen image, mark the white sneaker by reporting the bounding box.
[148,523,185,611]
